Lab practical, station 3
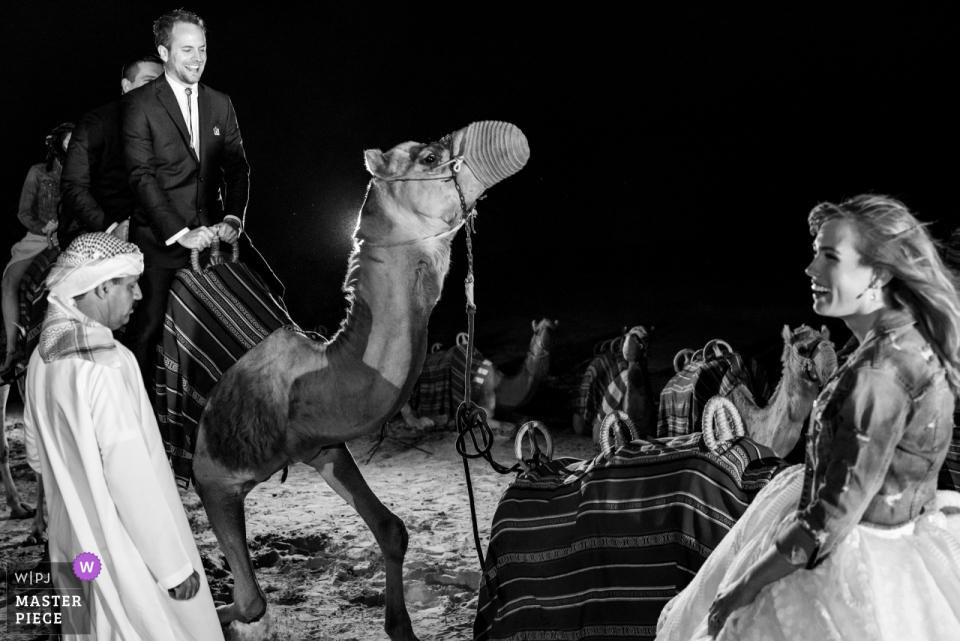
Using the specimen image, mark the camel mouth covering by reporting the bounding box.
[39,233,143,366]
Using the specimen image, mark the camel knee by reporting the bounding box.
[377,513,409,563]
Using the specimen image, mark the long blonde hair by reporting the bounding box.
[809,194,960,393]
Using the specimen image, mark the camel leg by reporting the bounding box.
[31,473,46,542]
[192,454,266,625]
[1,385,34,519]
[308,445,419,641]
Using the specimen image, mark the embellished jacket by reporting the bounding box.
[18,163,62,234]
[775,307,956,567]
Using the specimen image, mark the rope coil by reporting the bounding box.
[189,237,239,272]
[513,421,554,473]
[599,410,641,460]
[701,396,745,453]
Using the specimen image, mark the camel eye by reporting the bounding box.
[422,153,437,164]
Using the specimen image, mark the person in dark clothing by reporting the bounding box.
[58,54,164,249]
[120,9,283,397]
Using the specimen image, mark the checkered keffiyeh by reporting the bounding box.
[38,233,142,366]
[47,232,143,299]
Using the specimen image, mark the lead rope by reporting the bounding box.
[450,172,522,582]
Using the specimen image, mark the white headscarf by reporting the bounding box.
[39,233,143,365]
[46,233,143,298]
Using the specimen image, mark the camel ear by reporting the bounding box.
[782,325,792,342]
[532,319,537,332]
[364,149,387,178]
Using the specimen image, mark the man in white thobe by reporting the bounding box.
[23,232,223,640]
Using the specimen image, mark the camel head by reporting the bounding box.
[782,324,838,386]
[622,325,651,364]
[361,121,529,246]
[530,318,558,356]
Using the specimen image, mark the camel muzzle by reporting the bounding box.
[459,121,530,188]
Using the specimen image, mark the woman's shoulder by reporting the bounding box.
[853,321,943,396]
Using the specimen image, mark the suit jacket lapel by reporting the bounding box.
[157,77,199,164]
[198,84,213,166]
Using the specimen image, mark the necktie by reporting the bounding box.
[184,87,195,151]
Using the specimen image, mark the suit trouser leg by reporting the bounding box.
[122,265,177,403]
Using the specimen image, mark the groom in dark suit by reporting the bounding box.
[121,8,282,392]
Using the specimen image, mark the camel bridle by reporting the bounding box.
[365,149,481,248]
[527,325,552,360]
[791,340,833,386]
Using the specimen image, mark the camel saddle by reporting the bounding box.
[154,240,297,489]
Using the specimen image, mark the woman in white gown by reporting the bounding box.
[656,194,960,641]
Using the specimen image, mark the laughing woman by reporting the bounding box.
[656,194,960,641]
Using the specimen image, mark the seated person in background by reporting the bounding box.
[2,123,73,381]
[23,233,223,640]
[657,194,960,641]
[58,54,164,248]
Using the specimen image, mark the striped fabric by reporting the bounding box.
[656,352,770,438]
[474,434,789,641]
[155,260,295,489]
[17,246,59,359]
[409,345,491,419]
[573,351,629,430]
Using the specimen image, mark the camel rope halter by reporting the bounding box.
[368,146,523,579]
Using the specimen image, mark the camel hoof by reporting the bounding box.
[21,530,47,547]
[223,611,272,641]
[217,599,267,627]
[9,502,35,520]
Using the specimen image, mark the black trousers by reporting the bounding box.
[121,264,176,404]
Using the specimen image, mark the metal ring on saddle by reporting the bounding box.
[703,339,733,360]
[673,348,696,373]
[514,421,554,473]
[190,237,240,272]
[701,396,745,453]
[456,332,469,347]
[599,410,640,460]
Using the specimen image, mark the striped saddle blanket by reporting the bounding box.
[155,257,296,489]
[409,345,491,420]
[17,246,60,359]
[474,434,789,641]
[657,350,770,438]
[572,350,630,433]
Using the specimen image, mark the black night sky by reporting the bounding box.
[4,3,956,367]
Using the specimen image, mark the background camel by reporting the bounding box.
[191,121,529,640]
[401,318,557,433]
[572,325,655,441]
[723,324,837,457]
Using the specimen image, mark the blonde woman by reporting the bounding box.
[657,195,960,641]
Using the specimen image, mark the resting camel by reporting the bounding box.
[723,324,837,457]
[192,121,529,639]
[572,326,655,441]
[401,318,557,432]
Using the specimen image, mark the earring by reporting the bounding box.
[869,290,877,301]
